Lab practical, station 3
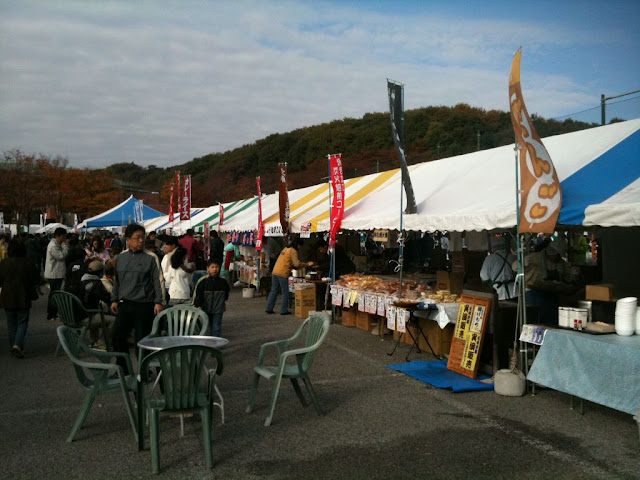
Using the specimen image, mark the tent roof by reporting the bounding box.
[80,195,164,228]
[274,118,640,233]
[148,118,640,236]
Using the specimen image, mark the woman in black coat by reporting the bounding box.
[0,237,40,358]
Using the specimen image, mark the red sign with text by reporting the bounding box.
[329,154,345,246]
[181,174,191,220]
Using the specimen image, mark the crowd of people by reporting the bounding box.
[0,226,235,361]
[0,222,596,364]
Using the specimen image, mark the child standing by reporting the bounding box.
[193,260,230,337]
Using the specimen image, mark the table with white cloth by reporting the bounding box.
[527,328,640,416]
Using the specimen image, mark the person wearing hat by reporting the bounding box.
[480,235,516,300]
[519,236,579,324]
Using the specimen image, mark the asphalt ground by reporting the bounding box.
[0,287,638,480]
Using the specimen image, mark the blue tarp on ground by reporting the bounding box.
[80,195,164,228]
[386,359,494,393]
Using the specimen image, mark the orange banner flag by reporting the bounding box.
[509,48,562,233]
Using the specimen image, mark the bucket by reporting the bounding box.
[242,288,255,298]
[494,369,526,397]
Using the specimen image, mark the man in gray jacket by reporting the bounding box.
[110,224,165,374]
[44,227,69,320]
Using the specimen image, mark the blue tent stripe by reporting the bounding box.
[558,129,640,225]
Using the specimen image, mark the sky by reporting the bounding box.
[1,0,639,169]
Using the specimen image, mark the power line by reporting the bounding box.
[551,94,640,121]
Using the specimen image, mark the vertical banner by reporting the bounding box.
[181,174,191,221]
[328,154,345,247]
[219,203,224,231]
[255,177,264,251]
[509,49,561,233]
[175,171,182,220]
[278,163,290,235]
[203,221,210,260]
[39,214,44,228]
[0,212,4,232]
[73,213,78,233]
[387,79,417,214]
[168,182,174,223]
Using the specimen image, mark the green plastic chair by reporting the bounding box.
[138,305,222,428]
[246,311,331,426]
[138,345,224,475]
[138,305,209,360]
[56,325,137,443]
[51,291,111,355]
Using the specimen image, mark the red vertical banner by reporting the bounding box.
[175,171,182,220]
[278,163,290,235]
[329,154,345,247]
[219,203,224,231]
[203,221,210,260]
[181,174,191,220]
[255,177,264,251]
[168,182,174,223]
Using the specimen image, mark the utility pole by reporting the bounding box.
[601,89,640,125]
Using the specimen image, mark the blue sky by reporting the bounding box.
[1,0,638,168]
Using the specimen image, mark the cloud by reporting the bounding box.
[0,1,636,168]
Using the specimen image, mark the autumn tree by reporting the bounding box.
[0,149,54,227]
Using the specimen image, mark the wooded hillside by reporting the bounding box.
[111,103,597,209]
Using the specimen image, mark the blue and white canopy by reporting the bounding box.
[79,195,164,229]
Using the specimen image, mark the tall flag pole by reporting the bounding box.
[508,47,562,375]
[278,163,290,238]
[387,79,416,296]
[256,177,264,291]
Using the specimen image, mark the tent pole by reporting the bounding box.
[514,140,529,376]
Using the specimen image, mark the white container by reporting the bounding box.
[615,297,637,336]
[558,307,570,328]
[242,287,255,298]
[636,307,640,335]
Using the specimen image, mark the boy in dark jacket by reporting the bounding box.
[193,260,230,337]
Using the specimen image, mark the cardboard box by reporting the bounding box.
[585,284,614,302]
[294,283,316,318]
[356,311,374,332]
[341,307,356,327]
[418,320,455,357]
[435,271,464,294]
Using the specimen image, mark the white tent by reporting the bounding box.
[35,222,70,234]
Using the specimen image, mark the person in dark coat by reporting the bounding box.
[0,237,40,358]
[193,259,230,337]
